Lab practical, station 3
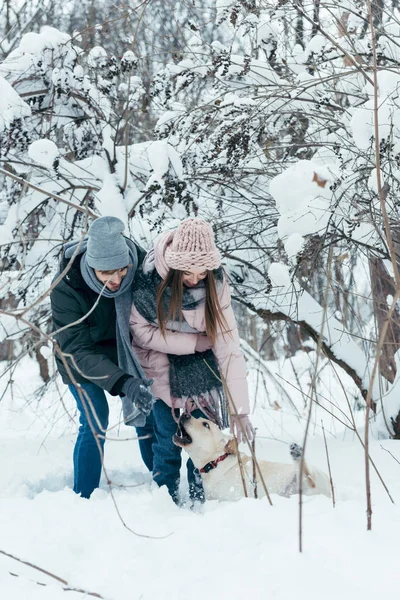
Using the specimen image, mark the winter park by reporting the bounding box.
[2,0,400,599]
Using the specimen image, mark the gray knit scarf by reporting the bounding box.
[64,238,148,406]
[132,255,229,427]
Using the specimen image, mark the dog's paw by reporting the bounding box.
[290,443,303,461]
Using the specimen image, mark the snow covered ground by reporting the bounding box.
[1,355,399,600]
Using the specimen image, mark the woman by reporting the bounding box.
[130,218,254,503]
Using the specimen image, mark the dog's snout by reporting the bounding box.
[173,413,193,448]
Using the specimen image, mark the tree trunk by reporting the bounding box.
[369,257,400,384]
[295,0,305,48]
[311,0,320,38]
[34,345,50,383]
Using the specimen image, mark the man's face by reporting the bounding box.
[94,266,128,292]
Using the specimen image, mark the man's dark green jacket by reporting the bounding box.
[50,254,136,395]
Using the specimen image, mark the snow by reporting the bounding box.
[0,76,31,132]
[18,27,71,55]
[305,34,327,56]
[284,232,305,258]
[28,140,59,168]
[0,224,14,245]
[350,106,374,150]
[88,46,108,68]
[155,104,186,134]
[122,51,137,64]
[96,169,129,225]
[269,160,333,241]
[1,356,400,600]
[0,310,26,343]
[251,271,376,398]
[349,71,400,151]
[268,262,291,287]
[147,140,170,181]
[3,11,400,599]
[166,144,184,179]
[266,157,379,399]
[146,141,184,184]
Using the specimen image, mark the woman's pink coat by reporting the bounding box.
[129,231,250,415]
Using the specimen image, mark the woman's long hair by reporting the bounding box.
[156,270,230,345]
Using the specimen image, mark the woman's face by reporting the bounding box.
[181,268,208,288]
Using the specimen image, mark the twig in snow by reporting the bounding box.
[0,308,172,539]
[364,0,400,530]
[252,438,258,499]
[329,360,395,505]
[321,420,335,508]
[0,549,106,598]
[204,357,273,503]
[381,445,400,466]
[299,246,333,553]
[225,398,248,498]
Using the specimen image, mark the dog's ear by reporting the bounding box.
[224,438,238,455]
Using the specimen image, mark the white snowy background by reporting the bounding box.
[2,2,400,599]
[1,351,399,600]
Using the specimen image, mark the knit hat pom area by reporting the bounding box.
[86,216,130,271]
[164,218,222,271]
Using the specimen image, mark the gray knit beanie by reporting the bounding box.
[86,216,130,270]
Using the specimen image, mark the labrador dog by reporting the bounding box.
[173,414,331,501]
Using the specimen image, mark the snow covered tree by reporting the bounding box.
[145,0,400,436]
[0,24,186,375]
[3,2,400,438]
[0,0,59,58]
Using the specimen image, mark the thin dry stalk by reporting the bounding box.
[276,374,354,430]
[329,360,394,504]
[0,549,105,598]
[69,3,150,43]
[10,205,90,321]
[252,438,258,499]
[0,307,169,539]
[380,445,400,466]
[359,287,400,526]
[366,0,400,530]
[203,356,272,503]
[226,399,248,498]
[286,347,395,505]
[321,420,335,507]
[54,346,170,539]
[294,0,374,85]
[299,246,333,553]
[222,372,273,505]
[0,166,98,218]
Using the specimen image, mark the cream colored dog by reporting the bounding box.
[173,415,331,501]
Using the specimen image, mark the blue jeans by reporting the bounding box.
[69,383,154,498]
[152,399,205,503]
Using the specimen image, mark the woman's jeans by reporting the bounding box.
[69,383,154,499]
[152,399,205,503]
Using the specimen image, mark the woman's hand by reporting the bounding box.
[195,333,212,353]
[230,414,255,444]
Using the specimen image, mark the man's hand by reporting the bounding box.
[121,378,155,426]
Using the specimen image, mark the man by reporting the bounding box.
[51,216,155,498]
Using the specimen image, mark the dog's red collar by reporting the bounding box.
[200,452,230,474]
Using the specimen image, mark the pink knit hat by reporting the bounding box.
[164,218,222,271]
